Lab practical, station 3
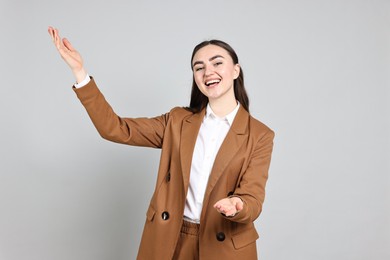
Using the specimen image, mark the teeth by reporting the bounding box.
[206,79,220,86]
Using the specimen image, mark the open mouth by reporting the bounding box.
[205,79,221,87]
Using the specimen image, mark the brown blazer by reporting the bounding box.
[74,78,275,260]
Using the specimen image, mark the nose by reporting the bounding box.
[204,64,214,76]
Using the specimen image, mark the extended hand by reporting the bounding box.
[48,26,87,83]
[214,197,243,217]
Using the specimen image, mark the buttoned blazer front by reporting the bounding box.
[74,78,275,260]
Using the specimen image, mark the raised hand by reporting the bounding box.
[48,26,87,83]
[214,196,244,217]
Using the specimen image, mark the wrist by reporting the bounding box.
[73,68,87,84]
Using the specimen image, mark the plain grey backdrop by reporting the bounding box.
[0,0,389,259]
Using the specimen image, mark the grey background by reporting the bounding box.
[0,0,389,259]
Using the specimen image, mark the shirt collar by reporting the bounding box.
[205,102,240,126]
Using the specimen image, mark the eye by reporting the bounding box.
[195,67,204,72]
[214,61,223,66]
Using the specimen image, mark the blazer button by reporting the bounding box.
[227,191,234,197]
[162,211,170,220]
[216,232,225,242]
[166,172,171,182]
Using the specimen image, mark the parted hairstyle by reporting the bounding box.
[187,40,249,113]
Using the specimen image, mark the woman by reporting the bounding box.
[48,26,274,260]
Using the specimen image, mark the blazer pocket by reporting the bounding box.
[146,205,156,222]
[232,228,259,249]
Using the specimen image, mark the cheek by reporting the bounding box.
[224,68,235,78]
[194,74,203,87]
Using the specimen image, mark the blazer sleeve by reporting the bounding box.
[73,77,169,148]
[226,128,275,224]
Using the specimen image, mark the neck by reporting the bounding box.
[208,95,238,117]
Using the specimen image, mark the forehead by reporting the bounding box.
[192,44,232,62]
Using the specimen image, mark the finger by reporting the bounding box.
[51,29,58,44]
[214,199,224,208]
[54,29,67,53]
[48,26,54,40]
[225,209,235,216]
[54,28,62,45]
[220,205,236,216]
[233,198,243,211]
[53,28,58,40]
[214,203,225,212]
[219,205,231,213]
[53,28,60,47]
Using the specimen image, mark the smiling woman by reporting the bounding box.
[189,40,249,115]
[48,26,274,260]
[192,45,240,116]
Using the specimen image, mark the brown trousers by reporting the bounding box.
[173,220,200,260]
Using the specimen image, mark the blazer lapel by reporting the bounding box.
[180,109,205,193]
[201,106,249,216]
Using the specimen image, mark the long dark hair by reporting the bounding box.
[187,39,249,113]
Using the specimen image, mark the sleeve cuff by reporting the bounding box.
[74,74,91,88]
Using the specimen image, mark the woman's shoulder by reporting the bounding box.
[168,106,196,118]
[248,114,275,138]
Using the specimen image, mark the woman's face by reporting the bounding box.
[192,45,240,103]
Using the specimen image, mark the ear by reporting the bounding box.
[233,64,241,79]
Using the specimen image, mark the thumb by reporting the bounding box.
[235,199,243,211]
[63,38,75,51]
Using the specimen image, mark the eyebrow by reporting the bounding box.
[192,55,225,68]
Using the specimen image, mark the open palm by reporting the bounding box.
[48,26,86,82]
